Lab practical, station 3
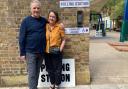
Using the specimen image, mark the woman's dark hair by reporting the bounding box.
[48,10,60,22]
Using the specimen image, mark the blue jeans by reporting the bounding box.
[26,52,43,89]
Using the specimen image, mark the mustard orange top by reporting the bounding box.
[45,23,65,53]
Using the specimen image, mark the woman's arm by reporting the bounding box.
[60,38,66,52]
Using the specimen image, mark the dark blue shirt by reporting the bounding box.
[19,16,47,56]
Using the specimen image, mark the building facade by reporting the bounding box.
[0,0,90,86]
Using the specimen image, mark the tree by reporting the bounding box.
[103,0,124,19]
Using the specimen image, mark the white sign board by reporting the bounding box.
[65,27,89,34]
[60,0,90,8]
[38,59,75,88]
[95,30,102,37]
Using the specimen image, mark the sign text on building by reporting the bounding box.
[65,27,89,34]
[60,0,90,8]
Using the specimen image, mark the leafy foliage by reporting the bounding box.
[104,0,124,19]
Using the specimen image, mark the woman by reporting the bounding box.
[45,10,66,89]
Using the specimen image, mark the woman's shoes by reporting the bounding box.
[54,87,59,89]
[49,84,59,89]
[49,85,54,89]
[54,85,59,89]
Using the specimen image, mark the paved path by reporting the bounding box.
[90,30,128,84]
[90,43,128,84]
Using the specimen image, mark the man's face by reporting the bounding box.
[31,3,41,18]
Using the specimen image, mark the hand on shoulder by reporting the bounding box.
[19,56,26,61]
[59,23,65,30]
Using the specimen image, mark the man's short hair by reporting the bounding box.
[30,0,41,8]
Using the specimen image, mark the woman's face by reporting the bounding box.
[48,12,57,25]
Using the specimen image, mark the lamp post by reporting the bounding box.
[120,0,128,42]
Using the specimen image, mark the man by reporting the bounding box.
[19,0,47,89]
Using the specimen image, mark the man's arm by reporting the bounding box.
[19,18,27,59]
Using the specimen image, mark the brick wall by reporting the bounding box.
[0,0,90,86]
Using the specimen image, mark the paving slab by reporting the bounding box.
[107,42,128,46]
[118,84,128,89]
[90,84,119,89]
[112,46,128,52]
